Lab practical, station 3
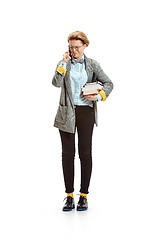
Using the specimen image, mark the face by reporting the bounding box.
[69,39,87,59]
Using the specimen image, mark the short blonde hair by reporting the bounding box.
[68,31,90,46]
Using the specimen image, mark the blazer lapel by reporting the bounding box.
[84,55,93,83]
[65,61,74,107]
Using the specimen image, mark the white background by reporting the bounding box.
[0,0,160,239]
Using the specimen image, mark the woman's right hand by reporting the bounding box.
[62,51,71,63]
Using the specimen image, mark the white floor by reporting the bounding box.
[2,185,159,240]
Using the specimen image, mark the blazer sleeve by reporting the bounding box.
[52,60,66,88]
[91,59,114,99]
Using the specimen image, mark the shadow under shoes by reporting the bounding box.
[63,196,75,211]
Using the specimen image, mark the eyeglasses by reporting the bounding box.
[69,45,84,51]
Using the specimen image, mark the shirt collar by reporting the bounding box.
[72,54,84,61]
[71,54,85,64]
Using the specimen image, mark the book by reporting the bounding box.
[82,82,103,95]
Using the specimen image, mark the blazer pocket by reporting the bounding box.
[55,105,67,124]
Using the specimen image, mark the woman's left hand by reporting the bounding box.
[84,94,98,101]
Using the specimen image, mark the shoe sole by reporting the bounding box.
[77,208,88,211]
[62,205,75,211]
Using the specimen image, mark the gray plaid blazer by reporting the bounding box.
[52,54,113,133]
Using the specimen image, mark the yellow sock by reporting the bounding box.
[80,193,87,199]
[67,193,74,198]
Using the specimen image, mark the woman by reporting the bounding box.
[52,31,113,211]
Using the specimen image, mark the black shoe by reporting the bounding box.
[62,196,75,211]
[77,196,88,211]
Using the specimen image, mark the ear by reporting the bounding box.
[83,44,87,49]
